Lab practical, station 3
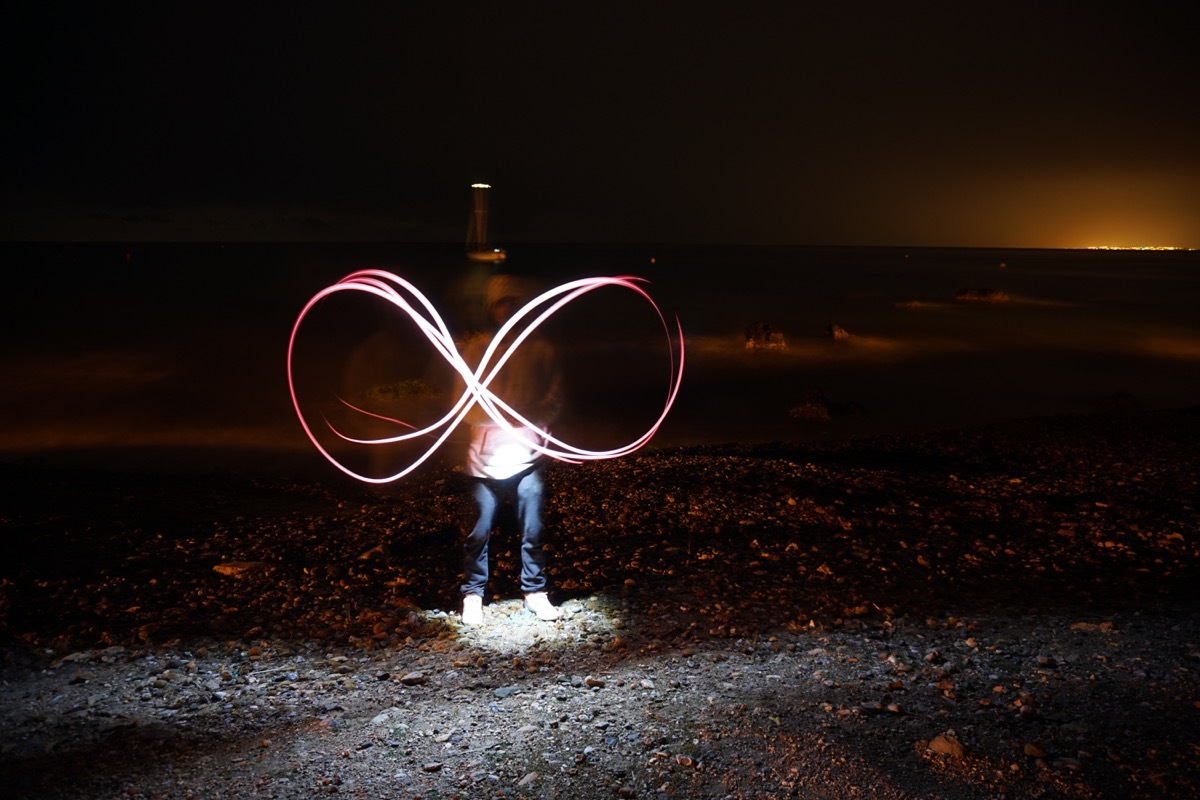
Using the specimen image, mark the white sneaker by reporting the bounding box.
[462,594,483,625]
[525,591,562,621]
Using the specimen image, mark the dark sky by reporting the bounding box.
[4,2,1198,247]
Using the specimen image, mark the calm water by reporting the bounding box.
[3,242,1198,473]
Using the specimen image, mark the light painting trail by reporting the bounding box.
[288,270,685,483]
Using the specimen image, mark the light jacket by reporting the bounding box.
[461,328,563,480]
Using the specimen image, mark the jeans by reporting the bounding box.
[461,468,547,597]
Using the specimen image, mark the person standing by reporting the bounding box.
[459,275,564,625]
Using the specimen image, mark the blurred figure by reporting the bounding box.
[460,275,565,625]
[341,302,448,480]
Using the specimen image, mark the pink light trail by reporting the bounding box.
[288,270,685,483]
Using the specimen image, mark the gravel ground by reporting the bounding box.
[2,408,1198,799]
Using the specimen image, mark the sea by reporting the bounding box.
[3,242,1198,476]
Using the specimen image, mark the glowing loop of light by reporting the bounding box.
[288,270,685,484]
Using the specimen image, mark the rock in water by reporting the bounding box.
[745,321,787,350]
[954,287,1010,303]
[826,323,851,340]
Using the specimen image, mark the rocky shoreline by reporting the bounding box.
[2,408,1198,799]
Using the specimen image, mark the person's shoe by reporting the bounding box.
[462,594,483,625]
[525,591,562,621]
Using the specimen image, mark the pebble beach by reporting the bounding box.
[2,406,1198,799]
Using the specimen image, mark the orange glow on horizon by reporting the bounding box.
[868,160,1200,250]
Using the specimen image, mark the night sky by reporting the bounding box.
[4,2,1198,248]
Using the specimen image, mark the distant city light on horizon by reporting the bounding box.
[1085,245,1190,251]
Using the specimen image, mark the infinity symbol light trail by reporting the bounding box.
[288,270,685,483]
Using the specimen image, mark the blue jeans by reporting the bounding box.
[461,469,547,597]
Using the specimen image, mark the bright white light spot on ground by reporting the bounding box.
[429,595,625,654]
